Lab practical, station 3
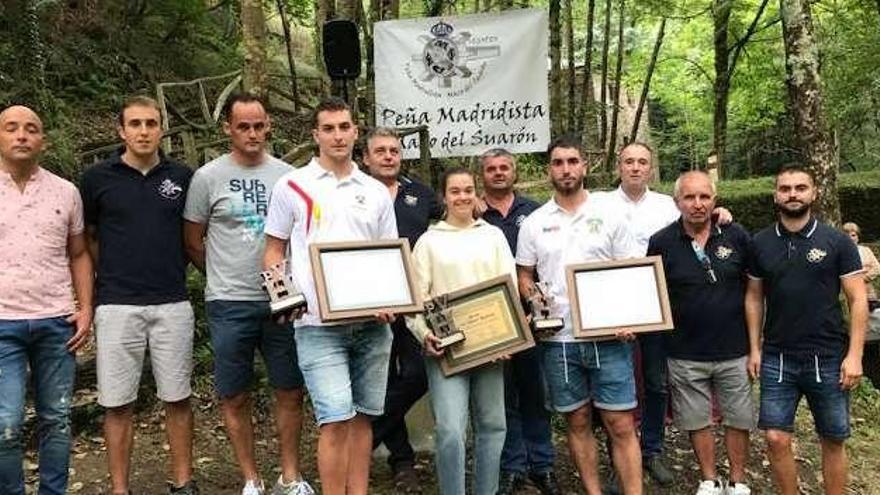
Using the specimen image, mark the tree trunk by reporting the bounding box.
[712,0,732,177]
[275,0,300,112]
[599,0,612,150]
[314,0,335,75]
[780,0,840,224]
[605,0,625,172]
[549,0,563,136]
[565,0,576,130]
[630,17,665,143]
[241,0,269,100]
[578,0,597,147]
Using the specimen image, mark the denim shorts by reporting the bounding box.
[758,351,850,440]
[540,340,636,412]
[206,300,304,398]
[295,322,392,425]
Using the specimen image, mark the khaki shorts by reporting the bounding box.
[95,302,194,407]
[668,356,754,432]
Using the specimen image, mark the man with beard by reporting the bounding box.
[745,165,867,495]
[516,135,643,495]
[479,148,559,495]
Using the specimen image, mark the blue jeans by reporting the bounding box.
[758,351,850,440]
[0,318,76,495]
[295,322,392,425]
[426,358,506,495]
[638,333,668,458]
[500,346,555,474]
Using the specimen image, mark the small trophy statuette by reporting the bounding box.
[260,259,307,314]
[424,295,466,349]
[527,281,564,339]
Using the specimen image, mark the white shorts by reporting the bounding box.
[95,302,194,407]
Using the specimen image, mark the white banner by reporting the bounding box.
[374,9,550,159]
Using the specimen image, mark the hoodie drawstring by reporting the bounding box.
[814,355,822,383]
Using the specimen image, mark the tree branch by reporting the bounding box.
[728,0,772,74]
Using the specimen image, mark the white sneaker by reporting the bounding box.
[724,482,752,495]
[270,475,316,495]
[242,479,265,495]
[695,479,724,495]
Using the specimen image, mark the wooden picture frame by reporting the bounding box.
[566,256,674,339]
[436,275,535,377]
[309,239,423,322]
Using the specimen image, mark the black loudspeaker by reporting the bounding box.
[323,20,361,79]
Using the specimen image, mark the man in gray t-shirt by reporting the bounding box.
[183,94,313,495]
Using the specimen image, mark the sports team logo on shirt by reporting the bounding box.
[715,245,733,260]
[157,178,183,200]
[585,217,603,234]
[354,194,367,206]
[806,248,828,263]
[404,194,418,206]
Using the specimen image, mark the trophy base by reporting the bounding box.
[435,331,466,349]
[531,318,564,338]
[270,294,308,315]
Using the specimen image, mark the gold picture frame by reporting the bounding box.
[566,256,674,339]
[309,239,424,322]
[436,275,535,377]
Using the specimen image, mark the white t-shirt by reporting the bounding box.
[516,194,638,342]
[264,158,398,327]
[592,187,680,255]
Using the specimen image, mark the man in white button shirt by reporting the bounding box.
[516,135,644,495]
[263,97,397,495]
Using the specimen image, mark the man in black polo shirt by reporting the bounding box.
[745,165,867,495]
[480,148,560,495]
[362,127,441,491]
[81,96,197,495]
[647,171,754,495]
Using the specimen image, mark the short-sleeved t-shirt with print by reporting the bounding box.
[184,153,291,301]
[0,167,84,319]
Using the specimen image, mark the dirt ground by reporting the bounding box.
[17,379,878,494]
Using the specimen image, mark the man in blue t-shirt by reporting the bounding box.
[745,165,867,495]
[362,127,442,491]
[479,148,559,495]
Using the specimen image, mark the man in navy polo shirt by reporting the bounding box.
[81,96,197,495]
[648,171,754,495]
[362,127,441,491]
[745,165,867,495]
[479,148,559,495]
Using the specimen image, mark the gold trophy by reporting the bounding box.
[260,259,307,314]
[527,281,564,339]
[424,295,466,349]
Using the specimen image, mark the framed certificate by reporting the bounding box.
[436,275,535,377]
[310,239,423,322]
[565,256,673,339]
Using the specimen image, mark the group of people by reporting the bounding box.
[0,93,871,495]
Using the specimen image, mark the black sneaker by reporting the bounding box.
[497,470,525,495]
[392,464,421,493]
[643,456,674,487]
[528,471,561,495]
[168,480,199,494]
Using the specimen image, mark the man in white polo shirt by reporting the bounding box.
[516,135,643,495]
[263,97,397,495]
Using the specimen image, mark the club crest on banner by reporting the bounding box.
[411,21,501,93]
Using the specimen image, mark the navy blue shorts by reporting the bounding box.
[758,351,850,440]
[206,300,304,398]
